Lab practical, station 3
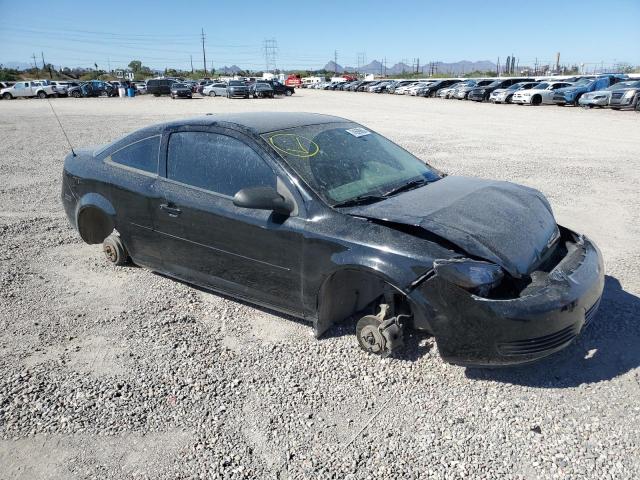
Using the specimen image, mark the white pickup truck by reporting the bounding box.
[1,81,58,99]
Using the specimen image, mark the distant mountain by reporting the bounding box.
[322,59,497,76]
[323,61,344,73]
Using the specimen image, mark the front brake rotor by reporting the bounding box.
[356,315,387,354]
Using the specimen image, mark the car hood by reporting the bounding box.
[344,176,558,278]
[555,85,587,94]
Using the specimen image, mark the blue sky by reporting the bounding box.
[1,0,638,71]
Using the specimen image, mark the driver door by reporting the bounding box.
[151,127,305,313]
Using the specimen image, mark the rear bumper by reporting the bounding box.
[409,232,605,367]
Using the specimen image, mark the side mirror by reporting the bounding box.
[233,186,294,215]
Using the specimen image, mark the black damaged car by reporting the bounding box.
[61,113,604,366]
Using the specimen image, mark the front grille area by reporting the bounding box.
[498,323,579,356]
[611,92,624,99]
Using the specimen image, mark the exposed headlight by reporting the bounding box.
[433,258,504,295]
[623,90,635,98]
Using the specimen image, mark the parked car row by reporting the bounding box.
[311,74,640,111]
[0,77,296,101]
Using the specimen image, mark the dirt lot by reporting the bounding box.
[1,91,639,479]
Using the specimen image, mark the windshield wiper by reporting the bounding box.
[381,178,428,198]
[332,194,386,208]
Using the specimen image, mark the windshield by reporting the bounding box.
[533,82,549,90]
[610,81,640,89]
[262,122,441,205]
[574,78,593,86]
[256,84,272,90]
[229,81,244,86]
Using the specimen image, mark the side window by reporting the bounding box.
[110,136,160,174]
[167,132,275,196]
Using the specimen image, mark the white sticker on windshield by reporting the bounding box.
[346,127,371,138]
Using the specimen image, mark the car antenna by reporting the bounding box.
[46,96,76,157]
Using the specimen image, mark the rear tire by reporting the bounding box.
[285,90,292,96]
[37,91,47,99]
[103,235,129,266]
[208,91,215,97]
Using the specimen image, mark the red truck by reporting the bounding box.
[284,74,302,88]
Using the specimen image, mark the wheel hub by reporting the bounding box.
[104,244,117,262]
[359,324,385,354]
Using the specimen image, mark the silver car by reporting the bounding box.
[452,79,493,100]
[511,81,573,105]
[489,82,539,104]
[436,82,463,98]
[602,81,640,110]
[203,82,228,97]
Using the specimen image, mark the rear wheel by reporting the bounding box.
[285,90,292,96]
[103,235,129,266]
[37,91,47,99]
[208,91,215,97]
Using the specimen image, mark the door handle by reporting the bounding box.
[160,203,182,217]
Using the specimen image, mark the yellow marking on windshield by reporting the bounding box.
[269,133,319,158]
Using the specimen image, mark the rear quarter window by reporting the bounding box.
[109,136,160,174]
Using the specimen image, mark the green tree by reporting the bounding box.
[128,60,142,73]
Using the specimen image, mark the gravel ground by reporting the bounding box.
[0,91,639,480]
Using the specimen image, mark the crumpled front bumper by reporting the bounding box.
[408,234,605,367]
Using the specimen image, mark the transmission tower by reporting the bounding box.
[357,52,366,73]
[263,38,278,73]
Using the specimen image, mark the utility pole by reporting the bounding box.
[334,50,338,75]
[383,57,387,77]
[190,55,194,73]
[497,57,500,76]
[201,28,207,75]
[32,53,38,74]
[416,58,420,74]
[41,51,52,79]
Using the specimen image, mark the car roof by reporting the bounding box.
[163,112,349,134]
